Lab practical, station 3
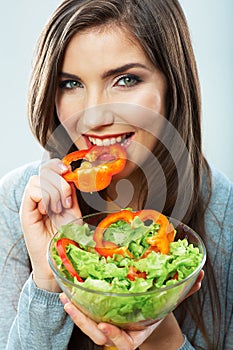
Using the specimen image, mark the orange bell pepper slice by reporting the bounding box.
[135,209,174,254]
[62,144,127,192]
[93,210,135,257]
[93,209,175,257]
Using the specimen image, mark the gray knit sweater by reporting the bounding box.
[0,161,232,350]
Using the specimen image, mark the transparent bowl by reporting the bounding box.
[48,211,206,331]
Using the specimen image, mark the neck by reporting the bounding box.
[106,169,147,211]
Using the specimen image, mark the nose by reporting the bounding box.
[82,91,114,129]
[82,106,114,130]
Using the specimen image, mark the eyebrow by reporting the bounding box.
[58,63,150,81]
[58,72,81,80]
[101,63,150,79]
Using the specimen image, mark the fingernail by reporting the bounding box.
[98,325,109,335]
[101,329,109,335]
[59,293,69,305]
[64,303,76,317]
[65,196,72,208]
[59,163,68,173]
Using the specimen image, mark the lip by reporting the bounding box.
[83,132,134,149]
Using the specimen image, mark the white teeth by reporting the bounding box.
[89,137,96,144]
[88,135,127,146]
[103,139,111,146]
[96,138,103,146]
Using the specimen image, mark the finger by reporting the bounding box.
[20,179,49,232]
[40,158,68,176]
[38,199,47,215]
[50,184,82,229]
[40,172,72,209]
[39,179,64,214]
[24,177,54,215]
[40,159,72,208]
[20,176,44,216]
[41,176,72,210]
[97,323,134,350]
[60,296,107,345]
[126,319,163,348]
[185,270,204,299]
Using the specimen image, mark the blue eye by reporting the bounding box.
[59,80,83,89]
[116,74,142,87]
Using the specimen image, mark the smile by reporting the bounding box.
[87,132,133,147]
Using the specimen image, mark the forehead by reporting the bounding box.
[68,23,139,47]
[61,24,153,70]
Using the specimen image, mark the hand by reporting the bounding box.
[59,293,163,350]
[59,270,204,349]
[20,159,82,291]
[183,270,204,300]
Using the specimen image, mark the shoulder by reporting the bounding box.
[204,164,233,235]
[208,165,233,217]
[0,161,40,212]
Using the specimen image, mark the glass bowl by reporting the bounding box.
[48,211,206,331]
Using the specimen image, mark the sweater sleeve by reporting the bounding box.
[0,163,74,350]
[178,336,195,350]
[6,274,74,350]
[221,181,233,349]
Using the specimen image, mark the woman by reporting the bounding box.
[0,0,232,349]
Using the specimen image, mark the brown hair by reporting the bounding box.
[28,0,219,348]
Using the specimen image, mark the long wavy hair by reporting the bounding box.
[27,0,220,348]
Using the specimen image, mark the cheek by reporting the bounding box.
[55,92,66,123]
[119,96,165,136]
[123,91,166,131]
[55,94,83,144]
[138,91,166,116]
[55,92,82,124]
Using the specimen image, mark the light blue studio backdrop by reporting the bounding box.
[0,1,232,181]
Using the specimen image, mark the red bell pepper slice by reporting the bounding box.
[126,266,147,281]
[172,271,179,280]
[62,144,127,192]
[140,245,160,258]
[56,238,83,282]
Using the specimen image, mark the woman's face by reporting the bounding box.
[56,24,167,178]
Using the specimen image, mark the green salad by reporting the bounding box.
[51,210,204,327]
